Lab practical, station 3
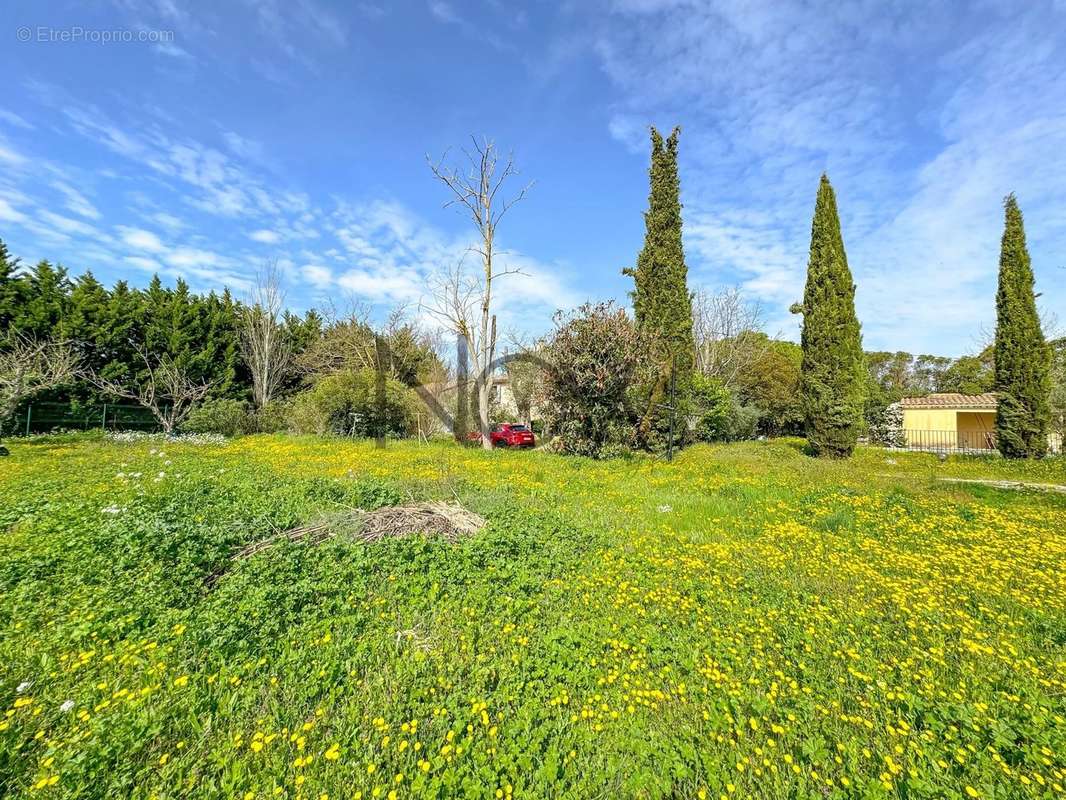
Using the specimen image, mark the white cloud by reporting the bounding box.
[162,245,231,270]
[337,267,424,302]
[158,245,253,291]
[63,106,146,161]
[54,99,282,219]
[250,0,348,58]
[606,114,650,154]
[53,182,101,220]
[249,229,281,244]
[150,211,185,233]
[124,255,162,272]
[326,198,576,336]
[0,110,33,130]
[302,264,334,287]
[154,42,192,59]
[0,138,25,165]
[222,130,266,162]
[39,210,100,237]
[429,0,459,23]
[118,226,166,252]
[0,197,27,223]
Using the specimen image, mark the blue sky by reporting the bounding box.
[1,0,1064,355]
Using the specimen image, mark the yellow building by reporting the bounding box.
[899,393,997,451]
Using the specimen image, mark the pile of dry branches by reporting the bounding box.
[207,502,484,587]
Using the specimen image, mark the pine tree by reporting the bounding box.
[993,194,1050,458]
[624,126,694,447]
[793,175,865,458]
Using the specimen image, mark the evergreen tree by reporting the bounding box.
[0,239,23,332]
[792,175,865,458]
[98,281,145,384]
[993,194,1050,458]
[623,126,694,447]
[64,272,109,402]
[20,261,72,338]
[201,289,242,397]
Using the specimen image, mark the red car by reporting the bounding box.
[491,423,535,448]
[465,423,536,447]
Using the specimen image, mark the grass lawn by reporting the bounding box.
[1,435,1064,799]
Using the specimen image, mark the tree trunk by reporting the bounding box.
[478,380,491,450]
[638,365,669,446]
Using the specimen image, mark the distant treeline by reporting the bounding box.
[0,246,319,407]
[0,238,462,441]
[0,240,1002,434]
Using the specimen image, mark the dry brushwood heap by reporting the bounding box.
[208,502,484,587]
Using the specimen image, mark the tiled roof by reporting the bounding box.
[899,393,998,410]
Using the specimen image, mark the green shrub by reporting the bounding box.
[287,369,416,438]
[690,374,733,442]
[542,302,640,458]
[183,398,255,437]
[253,399,289,433]
[723,400,762,441]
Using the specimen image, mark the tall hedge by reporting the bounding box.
[993,195,1050,458]
[793,175,865,457]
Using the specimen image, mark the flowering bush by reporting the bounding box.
[869,401,906,447]
[541,302,640,458]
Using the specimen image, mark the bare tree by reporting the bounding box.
[423,137,532,449]
[0,334,79,451]
[298,302,439,388]
[90,352,213,434]
[241,261,291,409]
[692,287,769,390]
[296,300,374,377]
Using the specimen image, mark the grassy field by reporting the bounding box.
[1,435,1064,800]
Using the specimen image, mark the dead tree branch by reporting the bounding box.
[0,334,79,438]
[90,351,213,434]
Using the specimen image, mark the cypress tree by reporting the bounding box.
[22,261,72,338]
[624,126,694,447]
[792,174,865,457]
[0,239,23,332]
[65,272,109,402]
[99,280,144,384]
[993,194,1050,458]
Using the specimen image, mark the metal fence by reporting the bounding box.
[901,429,997,454]
[15,402,160,435]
